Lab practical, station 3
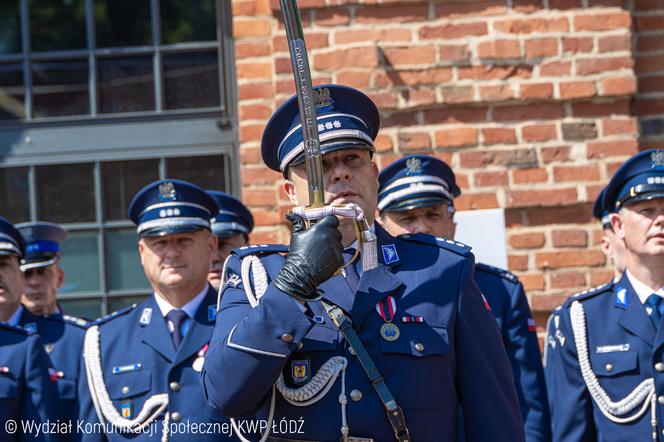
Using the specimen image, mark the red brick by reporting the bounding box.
[239,124,263,142]
[240,146,261,165]
[475,171,509,187]
[459,148,538,168]
[599,77,637,97]
[238,82,274,100]
[507,188,577,208]
[424,107,488,124]
[275,57,292,75]
[356,4,429,24]
[368,91,398,109]
[419,22,488,40]
[510,232,546,249]
[455,193,499,210]
[637,35,664,53]
[513,0,543,13]
[535,250,605,269]
[333,28,411,45]
[509,255,529,271]
[479,84,515,102]
[477,40,521,59]
[252,208,283,226]
[336,71,371,88]
[635,55,664,75]
[520,83,554,100]
[590,270,615,286]
[587,139,638,159]
[598,35,631,53]
[562,122,597,140]
[587,0,624,6]
[442,86,475,104]
[511,204,593,227]
[520,274,545,291]
[398,132,431,150]
[493,103,565,122]
[237,61,272,80]
[235,41,271,59]
[493,17,568,34]
[541,146,571,163]
[636,14,664,31]
[315,8,350,26]
[458,65,533,81]
[636,99,664,116]
[436,1,506,18]
[549,0,582,8]
[554,165,600,182]
[239,104,272,121]
[640,76,664,93]
[233,18,270,38]
[383,46,436,66]
[523,124,558,142]
[382,111,419,128]
[540,60,571,76]
[563,37,594,54]
[401,88,436,107]
[572,100,630,117]
[435,128,478,148]
[635,0,664,9]
[440,44,471,62]
[559,81,596,99]
[574,12,631,32]
[550,272,586,289]
[606,161,624,176]
[314,47,379,70]
[576,57,633,76]
[513,168,548,184]
[273,34,328,52]
[250,229,285,246]
[482,127,517,145]
[374,67,453,87]
[374,134,393,153]
[603,118,638,136]
[241,189,277,206]
[552,229,588,247]
[241,168,282,186]
[525,38,559,58]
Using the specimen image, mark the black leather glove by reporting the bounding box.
[274,213,343,301]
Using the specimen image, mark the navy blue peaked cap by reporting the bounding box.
[604,149,664,211]
[206,190,254,239]
[592,187,613,229]
[261,84,380,173]
[0,217,25,258]
[377,154,461,213]
[16,221,67,271]
[128,179,219,237]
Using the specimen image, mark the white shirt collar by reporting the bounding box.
[153,285,209,319]
[625,270,664,304]
[5,304,23,327]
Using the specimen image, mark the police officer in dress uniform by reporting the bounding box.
[592,188,627,282]
[202,84,524,442]
[0,217,61,441]
[77,179,235,441]
[545,149,664,441]
[206,191,254,292]
[14,222,87,426]
[376,154,551,442]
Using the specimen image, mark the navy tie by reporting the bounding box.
[343,248,360,293]
[646,294,663,328]
[166,309,188,349]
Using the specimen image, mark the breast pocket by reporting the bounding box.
[105,370,153,401]
[283,324,338,388]
[591,351,638,377]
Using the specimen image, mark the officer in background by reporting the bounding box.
[546,149,664,441]
[0,216,61,440]
[14,221,86,426]
[78,179,233,441]
[592,187,627,282]
[376,154,550,442]
[202,85,524,441]
[206,190,254,292]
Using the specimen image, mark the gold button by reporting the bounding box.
[605,363,613,372]
[121,386,129,394]
[281,334,293,343]
[171,412,181,422]
[415,343,424,352]
[350,389,362,401]
[656,362,664,372]
[169,382,180,392]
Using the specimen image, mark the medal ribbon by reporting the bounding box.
[375,296,397,323]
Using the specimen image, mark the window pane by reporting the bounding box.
[59,231,100,293]
[98,56,155,114]
[58,298,101,321]
[102,159,159,221]
[0,167,29,223]
[0,1,21,54]
[30,0,86,52]
[0,63,25,120]
[166,155,225,190]
[105,229,150,291]
[161,0,216,44]
[94,0,152,48]
[108,295,148,313]
[36,163,95,223]
[33,59,89,117]
[162,50,220,110]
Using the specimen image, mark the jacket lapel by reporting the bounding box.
[173,286,217,367]
[139,296,176,363]
[616,275,655,347]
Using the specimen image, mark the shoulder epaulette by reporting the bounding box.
[565,282,613,305]
[90,304,137,326]
[231,244,288,259]
[398,233,471,256]
[62,314,89,329]
[0,322,33,335]
[475,262,518,283]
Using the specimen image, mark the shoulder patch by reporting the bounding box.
[565,282,613,305]
[62,314,89,329]
[397,233,471,257]
[0,322,33,335]
[90,304,138,327]
[475,262,518,283]
[231,244,288,259]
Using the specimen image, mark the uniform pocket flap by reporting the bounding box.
[106,370,153,400]
[380,324,450,357]
[591,350,638,377]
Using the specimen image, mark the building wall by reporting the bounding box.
[232,0,650,331]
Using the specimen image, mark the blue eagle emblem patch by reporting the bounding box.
[381,244,399,265]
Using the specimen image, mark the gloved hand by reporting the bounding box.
[274,213,343,301]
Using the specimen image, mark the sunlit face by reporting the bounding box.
[0,255,24,315]
[380,203,456,239]
[611,198,664,259]
[284,149,379,224]
[208,233,248,290]
[22,264,63,315]
[139,230,217,294]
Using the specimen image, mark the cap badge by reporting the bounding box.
[405,157,423,175]
[651,150,664,169]
[314,87,333,112]
[159,182,177,201]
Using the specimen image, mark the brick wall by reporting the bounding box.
[233,0,645,329]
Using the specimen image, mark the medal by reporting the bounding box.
[376,296,400,341]
[193,344,209,372]
[380,322,400,341]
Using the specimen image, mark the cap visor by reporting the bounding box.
[383,196,450,213]
[140,225,208,238]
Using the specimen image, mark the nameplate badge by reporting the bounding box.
[112,363,142,374]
